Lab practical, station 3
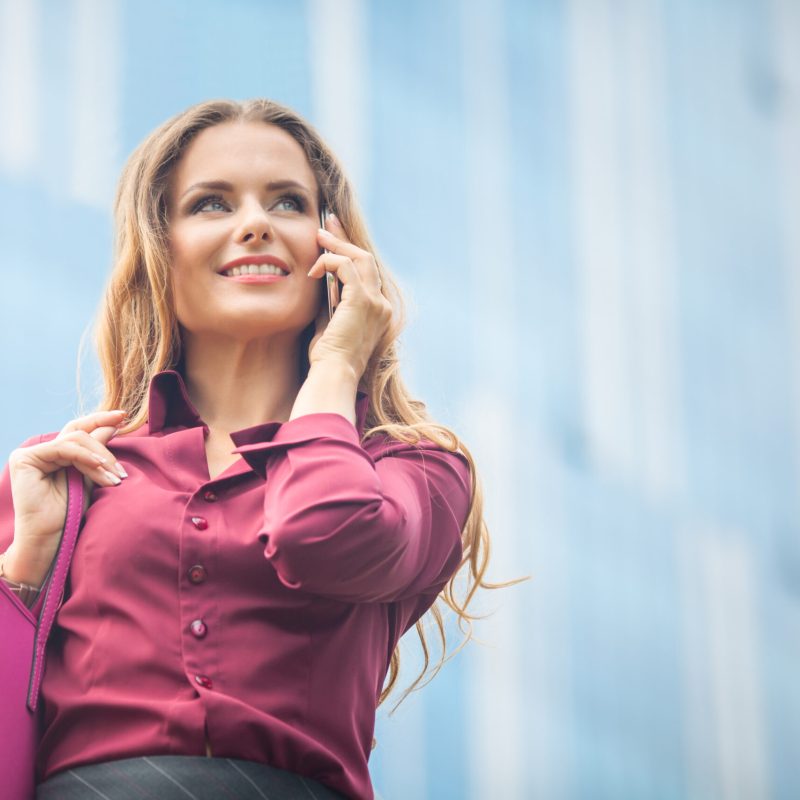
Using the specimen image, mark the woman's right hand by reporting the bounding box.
[4,410,129,583]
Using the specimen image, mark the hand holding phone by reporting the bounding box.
[319,204,341,319]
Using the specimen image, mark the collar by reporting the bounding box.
[146,370,371,438]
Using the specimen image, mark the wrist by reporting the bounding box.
[291,359,360,426]
[307,357,360,384]
[2,542,50,589]
[0,550,44,608]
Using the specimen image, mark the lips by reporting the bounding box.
[217,254,289,274]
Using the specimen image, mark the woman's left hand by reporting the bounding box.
[306,214,392,379]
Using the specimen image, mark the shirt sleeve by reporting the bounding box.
[230,412,472,604]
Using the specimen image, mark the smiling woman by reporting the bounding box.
[164,121,328,437]
[0,98,525,800]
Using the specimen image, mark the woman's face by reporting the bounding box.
[167,121,323,344]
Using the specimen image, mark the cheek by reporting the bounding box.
[169,228,194,276]
[171,221,222,265]
[169,250,194,302]
[169,228,212,306]
[293,223,323,267]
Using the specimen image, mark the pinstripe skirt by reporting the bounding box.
[35,755,350,799]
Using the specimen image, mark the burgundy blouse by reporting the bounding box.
[0,370,472,799]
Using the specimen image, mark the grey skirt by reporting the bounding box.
[36,754,350,800]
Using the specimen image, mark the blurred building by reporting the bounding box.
[1,1,797,798]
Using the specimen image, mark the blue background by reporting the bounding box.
[1,1,798,798]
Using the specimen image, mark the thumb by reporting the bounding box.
[90,422,125,445]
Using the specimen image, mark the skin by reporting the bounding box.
[167,121,324,434]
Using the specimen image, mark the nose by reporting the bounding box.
[235,200,273,243]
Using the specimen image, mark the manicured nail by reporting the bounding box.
[103,469,122,485]
[114,462,128,479]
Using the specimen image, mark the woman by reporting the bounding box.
[0,99,507,800]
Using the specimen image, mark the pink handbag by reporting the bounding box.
[0,466,84,800]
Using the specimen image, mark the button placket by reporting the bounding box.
[185,505,215,695]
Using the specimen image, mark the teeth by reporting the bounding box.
[222,264,288,277]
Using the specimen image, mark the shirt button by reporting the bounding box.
[190,619,208,639]
[188,565,207,584]
[191,516,209,529]
[194,674,213,690]
[202,491,218,503]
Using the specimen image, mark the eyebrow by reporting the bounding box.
[179,179,313,200]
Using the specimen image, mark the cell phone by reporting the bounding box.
[319,204,341,319]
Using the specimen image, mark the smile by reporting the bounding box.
[219,273,288,283]
[220,264,288,278]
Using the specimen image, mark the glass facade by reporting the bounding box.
[1,1,796,797]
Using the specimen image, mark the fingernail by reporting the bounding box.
[103,469,122,485]
[114,462,128,479]
[318,227,331,237]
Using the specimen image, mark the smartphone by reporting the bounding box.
[319,204,341,319]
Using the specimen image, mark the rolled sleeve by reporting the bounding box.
[230,412,359,479]
[230,415,472,604]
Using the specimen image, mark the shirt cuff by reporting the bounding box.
[230,412,362,479]
[229,390,370,478]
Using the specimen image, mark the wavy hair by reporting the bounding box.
[80,98,528,714]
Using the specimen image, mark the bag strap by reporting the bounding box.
[27,466,84,711]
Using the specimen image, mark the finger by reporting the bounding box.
[324,212,349,239]
[62,430,128,479]
[317,224,382,290]
[316,226,371,262]
[27,439,125,486]
[69,441,127,485]
[88,423,124,447]
[60,409,127,437]
[307,253,363,286]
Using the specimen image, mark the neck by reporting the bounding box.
[179,332,307,434]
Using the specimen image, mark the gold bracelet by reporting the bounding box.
[0,551,42,607]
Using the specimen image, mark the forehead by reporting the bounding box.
[170,121,317,193]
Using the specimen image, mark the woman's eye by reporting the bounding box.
[192,195,228,213]
[273,194,306,212]
[190,192,306,215]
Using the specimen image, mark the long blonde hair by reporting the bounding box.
[82,98,528,714]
